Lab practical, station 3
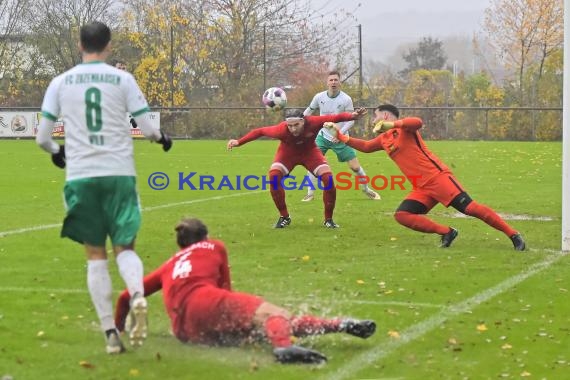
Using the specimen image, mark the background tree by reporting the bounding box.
[0,0,30,105]
[452,72,510,139]
[483,0,563,105]
[402,69,453,139]
[399,37,447,78]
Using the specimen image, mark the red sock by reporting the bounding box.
[268,169,289,217]
[464,201,517,237]
[394,211,449,235]
[321,172,336,219]
[264,315,292,348]
[290,315,341,337]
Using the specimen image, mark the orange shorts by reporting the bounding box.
[177,286,264,346]
[405,172,465,209]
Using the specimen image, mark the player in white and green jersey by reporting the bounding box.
[302,71,380,201]
[36,21,172,354]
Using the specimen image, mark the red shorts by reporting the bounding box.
[176,286,264,346]
[272,146,329,174]
[405,172,465,209]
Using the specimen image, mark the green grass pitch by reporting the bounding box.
[0,139,568,380]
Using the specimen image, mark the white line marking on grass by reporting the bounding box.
[323,250,568,380]
[0,223,63,238]
[0,286,87,294]
[380,211,555,222]
[0,190,265,238]
[344,300,444,309]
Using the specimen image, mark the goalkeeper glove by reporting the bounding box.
[51,145,66,169]
[158,130,173,152]
[372,120,394,134]
[323,122,338,137]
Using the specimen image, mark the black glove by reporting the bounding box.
[129,117,138,128]
[158,130,173,152]
[51,145,66,169]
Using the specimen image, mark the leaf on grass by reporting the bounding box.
[37,331,45,337]
[390,237,397,241]
[356,280,365,285]
[520,371,531,377]
[61,315,69,320]
[249,358,259,372]
[501,343,512,350]
[302,255,310,262]
[79,360,95,369]
[388,330,400,339]
[477,324,488,332]
[129,368,140,377]
[448,338,458,345]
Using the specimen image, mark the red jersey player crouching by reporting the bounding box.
[325,104,525,251]
[115,218,376,364]
[227,107,368,229]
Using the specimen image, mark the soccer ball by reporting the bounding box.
[262,87,287,111]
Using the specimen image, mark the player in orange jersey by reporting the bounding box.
[115,218,376,364]
[327,104,525,250]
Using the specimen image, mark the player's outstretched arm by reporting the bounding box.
[134,114,173,152]
[351,107,368,120]
[227,139,239,150]
[327,123,384,153]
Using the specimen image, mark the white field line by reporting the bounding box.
[379,211,555,222]
[0,190,265,238]
[323,249,568,380]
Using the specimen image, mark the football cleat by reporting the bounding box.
[273,345,327,364]
[363,189,381,200]
[510,233,526,251]
[128,294,148,347]
[323,219,340,228]
[440,227,458,248]
[301,194,315,202]
[274,216,292,228]
[340,319,376,339]
[105,329,126,354]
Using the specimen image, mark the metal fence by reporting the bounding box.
[1,106,563,141]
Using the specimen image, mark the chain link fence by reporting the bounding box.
[1,106,563,141]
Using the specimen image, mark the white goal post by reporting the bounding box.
[563,0,570,251]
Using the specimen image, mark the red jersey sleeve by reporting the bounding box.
[305,112,354,133]
[114,262,166,332]
[237,124,286,145]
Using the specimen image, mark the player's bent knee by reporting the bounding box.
[449,192,473,214]
[253,302,291,325]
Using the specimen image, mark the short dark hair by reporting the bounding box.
[328,70,341,78]
[175,218,208,248]
[376,104,400,118]
[284,108,304,119]
[80,21,111,53]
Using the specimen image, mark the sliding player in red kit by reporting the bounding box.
[227,107,368,229]
[115,218,376,364]
[327,104,525,250]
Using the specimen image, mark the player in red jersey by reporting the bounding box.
[115,218,376,364]
[227,107,368,229]
[327,104,525,250]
